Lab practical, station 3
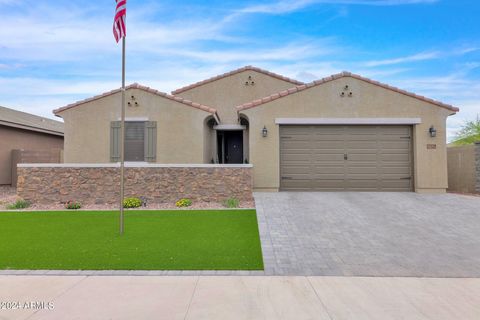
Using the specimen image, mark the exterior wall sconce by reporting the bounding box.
[262,126,268,137]
[429,126,437,138]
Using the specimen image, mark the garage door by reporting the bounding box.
[280,125,413,191]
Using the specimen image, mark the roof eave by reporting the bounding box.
[236,72,459,113]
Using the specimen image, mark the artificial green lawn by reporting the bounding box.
[0,210,264,270]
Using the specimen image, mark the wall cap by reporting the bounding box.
[17,163,253,168]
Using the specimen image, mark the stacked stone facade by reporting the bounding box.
[17,165,253,205]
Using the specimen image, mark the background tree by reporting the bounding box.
[452,115,480,145]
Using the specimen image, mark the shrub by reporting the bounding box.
[176,198,192,208]
[7,199,30,210]
[123,197,142,208]
[65,201,82,210]
[223,197,240,208]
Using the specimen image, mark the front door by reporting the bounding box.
[218,131,244,164]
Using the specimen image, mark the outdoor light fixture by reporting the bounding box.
[262,126,268,137]
[429,125,437,138]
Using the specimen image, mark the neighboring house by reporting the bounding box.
[0,106,64,186]
[53,66,458,193]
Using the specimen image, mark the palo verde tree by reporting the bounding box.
[452,115,480,145]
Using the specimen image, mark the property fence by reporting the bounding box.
[11,149,63,187]
[447,142,480,194]
[16,163,253,205]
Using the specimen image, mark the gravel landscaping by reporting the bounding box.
[0,186,254,211]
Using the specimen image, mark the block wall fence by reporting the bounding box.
[16,164,254,205]
[447,142,480,194]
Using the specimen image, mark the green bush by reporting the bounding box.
[7,199,30,210]
[123,197,142,209]
[65,201,82,210]
[223,198,240,208]
[176,198,192,208]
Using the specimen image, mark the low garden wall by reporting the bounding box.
[16,164,254,205]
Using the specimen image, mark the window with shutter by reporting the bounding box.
[124,121,145,162]
[110,121,121,162]
[145,121,157,162]
[110,121,157,162]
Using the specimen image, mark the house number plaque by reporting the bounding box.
[427,144,437,150]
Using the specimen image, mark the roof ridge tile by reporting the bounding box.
[235,71,459,112]
[53,84,217,116]
[171,65,304,95]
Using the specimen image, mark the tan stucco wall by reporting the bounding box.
[0,125,63,185]
[241,77,454,193]
[175,70,298,124]
[447,145,477,193]
[58,88,212,164]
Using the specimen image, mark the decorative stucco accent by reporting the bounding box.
[275,118,422,125]
[53,83,219,117]
[171,65,304,95]
[236,71,459,113]
[17,165,254,205]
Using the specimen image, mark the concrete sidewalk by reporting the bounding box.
[1,276,479,320]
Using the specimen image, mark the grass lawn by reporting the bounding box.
[0,210,264,270]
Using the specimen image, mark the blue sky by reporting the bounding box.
[0,0,478,139]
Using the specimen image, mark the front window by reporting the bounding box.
[125,121,145,161]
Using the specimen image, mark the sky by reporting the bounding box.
[0,0,478,140]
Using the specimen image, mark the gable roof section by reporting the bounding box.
[172,65,304,95]
[0,105,64,136]
[53,83,218,117]
[236,71,459,113]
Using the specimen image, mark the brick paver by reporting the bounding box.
[255,192,480,277]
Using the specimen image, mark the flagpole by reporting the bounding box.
[119,36,126,235]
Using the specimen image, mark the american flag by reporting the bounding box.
[113,0,127,43]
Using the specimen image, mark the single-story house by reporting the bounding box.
[53,66,458,193]
[0,106,64,186]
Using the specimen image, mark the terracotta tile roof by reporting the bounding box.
[171,65,304,95]
[0,105,64,136]
[236,71,459,113]
[53,83,218,116]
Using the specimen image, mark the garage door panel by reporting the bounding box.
[280,125,412,192]
[281,141,312,149]
[282,167,311,175]
[380,167,411,174]
[381,154,410,162]
[312,154,345,161]
[313,166,346,174]
[311,179,345,189]
[348,154,377,161]
[281,153,311,162]
[347,166,378,174]
[312,126,345,134]
[345,140,377,148]
[311,141,344,149]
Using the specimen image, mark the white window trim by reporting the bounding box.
[117,117,149,121]
[275,118,422,125]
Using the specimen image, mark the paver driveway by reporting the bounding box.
[255,192,480,277]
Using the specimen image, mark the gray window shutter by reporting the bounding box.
[145,121,157,162]
[110,121,121,162]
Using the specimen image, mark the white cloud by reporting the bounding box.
[364,52,440,67]
[237,0,437,15]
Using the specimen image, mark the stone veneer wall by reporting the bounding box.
[17,164,254,205]
[476,142,480,193]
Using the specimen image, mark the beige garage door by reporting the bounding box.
[280,125,413,191]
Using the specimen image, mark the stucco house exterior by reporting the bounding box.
[0,106,64,186]
[53,66,458,193]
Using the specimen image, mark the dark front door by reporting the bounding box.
[218,131,244,164]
